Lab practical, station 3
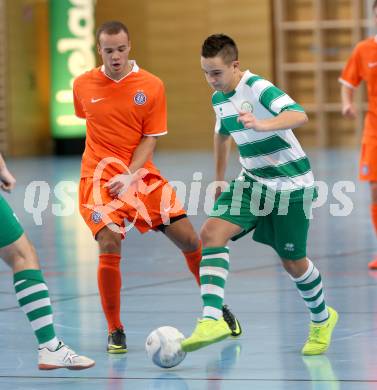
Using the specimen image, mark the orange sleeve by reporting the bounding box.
[73,80,86,119]
[143,80,167,136]
[340,44,363,88]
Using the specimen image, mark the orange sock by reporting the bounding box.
[98,253,123,333]
[183,241,202,286]
[371,204,377,235]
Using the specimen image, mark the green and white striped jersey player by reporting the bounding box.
[213,70,315,197]
[0,153,94,370]
[181,33,338,357]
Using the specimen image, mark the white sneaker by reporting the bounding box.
[38,341,95,370]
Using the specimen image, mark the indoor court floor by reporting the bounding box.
[0,149,376,389]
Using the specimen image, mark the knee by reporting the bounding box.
[200,224,216,247]
[282,260,295,276]
[99,239,121,254]
[181,232,200,252]
[282,258,308,278]
[97,230,121,254]
[25,242,38,262]
[3,239,39,272]
[199,219,235,247]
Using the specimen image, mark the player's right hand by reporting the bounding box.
[105,173,134,197]
[105,168,150,198]
[237,111,261,130]
[342,104,357,119]
[0,166,16,193]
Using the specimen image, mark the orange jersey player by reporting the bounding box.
[339,0,377,269]
[73,20,240,353]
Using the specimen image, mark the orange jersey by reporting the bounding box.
[340,37,377,141]
[73,62,167,180]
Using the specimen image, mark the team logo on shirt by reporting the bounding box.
[91,97,105,103]
[134,90,147,105]
[91,211,102,224]
[240,101,253,112]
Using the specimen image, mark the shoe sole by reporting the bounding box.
[107,348,128,354]
[302,308,339,356]
[182,333,230,352]
[39,362,95,370]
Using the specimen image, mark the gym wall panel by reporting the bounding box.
[6,0,51,156]
[95,0,273,150]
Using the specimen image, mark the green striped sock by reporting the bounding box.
[200,246,229,320]
[291,259,329,324]
[14,269,59,350]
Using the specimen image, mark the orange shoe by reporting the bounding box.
[368,258,377,269]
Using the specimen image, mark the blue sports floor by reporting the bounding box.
[0,149,376,389]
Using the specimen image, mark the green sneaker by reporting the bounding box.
[181,317,231,352]
[302,307,338,356]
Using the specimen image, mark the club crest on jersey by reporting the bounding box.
[240,101,253,112]
[134,91,147,105]
[91,211,102,224]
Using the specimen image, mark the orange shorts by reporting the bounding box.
[359,142,377,181]
[79,173,186,238]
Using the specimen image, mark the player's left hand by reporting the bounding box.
[0,166,16,193]
[105,173,135,197]
[237,111,265,131]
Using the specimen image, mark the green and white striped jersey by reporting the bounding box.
[212,70,314,194]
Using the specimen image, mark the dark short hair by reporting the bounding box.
[96,21,129,43]
[201,34,238,64]
[374,0,377,9]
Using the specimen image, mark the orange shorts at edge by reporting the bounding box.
[359,141,377,181]
[79,172,186,238]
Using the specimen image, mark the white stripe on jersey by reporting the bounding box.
[270,94,295,114]
[249,79,273,99]
[240,147,306,170]
[243,169,315,191]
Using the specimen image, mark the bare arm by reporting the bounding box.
[237,110,308,132]
[0,153,5,170]
[0,153,16,193]
[214,133,232,200]
[128,136,157,174]
[214,133,232,182]
[106,136,158,197]
[341,84,357,119]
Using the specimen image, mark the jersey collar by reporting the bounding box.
[100,60,139,83]
[222,70,252,99]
